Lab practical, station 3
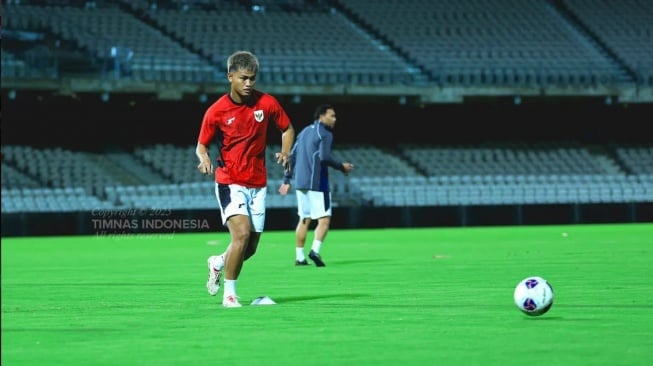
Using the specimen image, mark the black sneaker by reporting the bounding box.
[308,250,326,267]
[295,259,309,266]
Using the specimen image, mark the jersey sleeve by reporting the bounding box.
[197,106,218,146]
[271,97,291,131]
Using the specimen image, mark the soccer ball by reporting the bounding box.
[513,276,554,316]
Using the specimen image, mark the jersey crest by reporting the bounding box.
[254,110,264,122]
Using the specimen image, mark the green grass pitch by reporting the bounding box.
[2,223,652,365]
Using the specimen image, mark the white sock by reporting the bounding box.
[296,248,305,261]
[311,240,322,253]
[224,279,237,297]
[212,253,225,270]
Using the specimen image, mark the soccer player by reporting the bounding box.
[278,104,354,267]
[196,50,295,308]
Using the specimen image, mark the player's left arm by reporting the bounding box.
[276,123,295,167]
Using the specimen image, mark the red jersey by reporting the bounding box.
[198,90,291,187]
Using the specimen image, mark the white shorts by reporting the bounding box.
[296,190,332,220]
[214,183,266,232]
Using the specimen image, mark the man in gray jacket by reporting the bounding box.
[278,104,354,267]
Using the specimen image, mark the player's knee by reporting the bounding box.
[230,230,250,247]
[318,217,331,227]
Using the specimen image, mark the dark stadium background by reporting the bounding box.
[2,0,652,235]
[4,93,651,148]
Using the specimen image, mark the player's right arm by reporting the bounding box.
[196,104,220,176]
[196,142,213,175]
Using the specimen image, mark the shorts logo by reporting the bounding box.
[254,110,264,122]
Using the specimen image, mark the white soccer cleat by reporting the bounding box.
[222,295,242,308]
[206,256,222,296]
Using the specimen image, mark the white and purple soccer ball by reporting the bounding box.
[513,276,554,316]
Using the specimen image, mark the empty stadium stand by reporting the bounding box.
[2,0,651,97]
[2,143,652,213]
[561,0,653,86]
[335,0,628,87]
[2,1,217,81]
